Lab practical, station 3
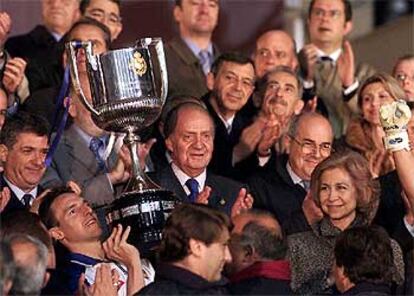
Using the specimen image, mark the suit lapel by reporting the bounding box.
[158,165,189,202]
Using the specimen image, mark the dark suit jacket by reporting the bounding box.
[5,25,63,92]
[164,37,219,99]
[41,125,118,206]
[248,155,308,233]
[0,173,43,216]
[203,93,252,179]
[151,165,243,216]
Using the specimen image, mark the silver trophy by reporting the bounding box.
[66,38,179,255]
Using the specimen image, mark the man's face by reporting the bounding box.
[50,193,102,245]
[254,31,298,78]
[208,61,255,117]
[83,0,122,41]
[262,71,302,121]
[67,24,108,73]
[199,228,232,282]
[0,133,48,192]
[42,0,80,35]
[174,0,219,36]
[288,116,333,181]
[166,108,214,177]
[394,59,414,101]
[308,0,352,48]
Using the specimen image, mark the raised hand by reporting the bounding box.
[337,40,355,88]
[137,138,156,170]
[257,116,281,157]
[195,185,211,205]
[302,191,323,226]
[78,264,118,296]
[301,44,319,82]
[103,224,139,267]
[108,146,131,185]
[2,58,27,94]
[0,187,11,213]
[233,117,267,163]
[304,96,318,113]
[0,12,11,48]
[231,188,254,218]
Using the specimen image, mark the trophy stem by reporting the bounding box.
[122,131,161,194]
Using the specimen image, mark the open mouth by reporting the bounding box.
[85,217,97,227]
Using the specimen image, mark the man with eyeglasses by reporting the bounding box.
[80,0,123,41]
[248,112,334,234]
[299,0,376,139]
[393,54,414,101]
[202,52,256,179]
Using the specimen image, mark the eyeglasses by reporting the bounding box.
[395,73,414,83]
[291,137,332,156]
[312,8,343,20]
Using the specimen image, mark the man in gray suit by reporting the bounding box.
[41,20,129,207]
[299,0,376,138]
[152,102,253,217]
[165,0,220,98]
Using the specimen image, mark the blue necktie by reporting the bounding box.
[89,137,107,172]
[185,178,199,203]
[198,50,210,75]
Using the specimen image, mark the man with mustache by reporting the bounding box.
[0,112,49,215]
[299,0,376,139]
[248,112,334,233]
[165,0,220,99]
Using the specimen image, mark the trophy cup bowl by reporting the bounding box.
[66,38,180,256]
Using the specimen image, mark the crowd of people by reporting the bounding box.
[0,0,413,295]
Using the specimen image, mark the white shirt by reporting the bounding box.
[217,112,235,134]
[3,176,38,206]
[286,162,307,189]
[171,163,206,196]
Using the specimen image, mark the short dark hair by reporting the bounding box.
[163,102,213,139]
[239,221,287,260]
[393,54,414,76]
[159,203,231,263]
[210,52,255,77]
[308,0,352,22]
[335,226,393,285]
[80,0,121,14]
[1,210,52,251]
[257,65,304,99]
[39,187,75,229]
[62,17,112,51]
[0,112,49,149]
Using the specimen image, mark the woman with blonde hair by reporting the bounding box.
[288,150,405,294]
[345,72,407,178]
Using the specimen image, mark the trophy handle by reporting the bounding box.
[139,38,168,104]
[65,41,100,117]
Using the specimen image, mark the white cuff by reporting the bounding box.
[343,79,359,96]
[383,131,410,152]
[258,154,271,167]
[403,216,414,237]
[303,79,314,89]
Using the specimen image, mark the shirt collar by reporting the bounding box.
[73,125,107,155]
[216,112,235,134]
[286,161,304,185]
[171,163,206,194]
[183,38,214,60]
[3,175,38,203]
[316,47,342,63]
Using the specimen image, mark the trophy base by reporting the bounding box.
[106,189,180,257]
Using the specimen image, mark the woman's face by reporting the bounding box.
[361,82,395,125]
[319,167,357,230]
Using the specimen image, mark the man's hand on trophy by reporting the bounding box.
[379,100,412,152]
[108,146,131,185]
